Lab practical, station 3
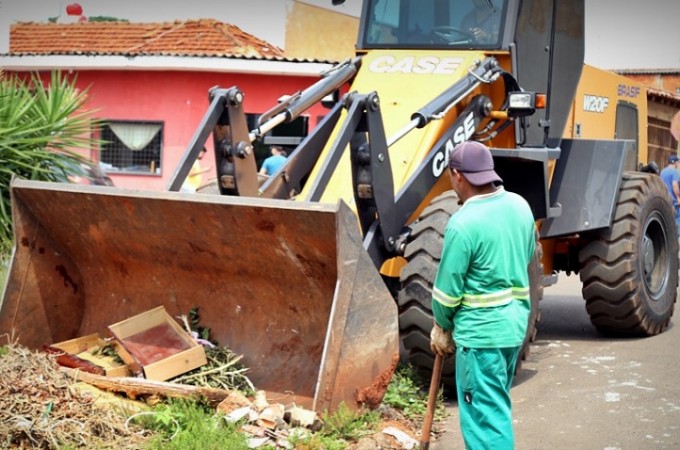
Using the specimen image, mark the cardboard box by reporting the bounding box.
[108,306,207,381]
[51,333,132,377]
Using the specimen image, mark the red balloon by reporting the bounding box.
[66,3,83,16]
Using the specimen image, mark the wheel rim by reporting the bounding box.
[642,211,671,300]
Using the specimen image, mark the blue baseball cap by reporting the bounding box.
[669,155,679,164]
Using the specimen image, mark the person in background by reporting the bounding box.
[429,141,536,449]
[181,147,210,192]
[461,0,501,44]
[259,145,287,176]
[660,154,680,236]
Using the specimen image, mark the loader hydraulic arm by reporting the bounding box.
[263,56,506,267]
[255,58,361,138]
[167,58,361,196]
[356,94,494,265]
[338,58,503,266]
[166,87,258,195]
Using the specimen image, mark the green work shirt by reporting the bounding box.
[432,188,535,348]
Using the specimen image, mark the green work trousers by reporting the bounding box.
[456,346,521,450]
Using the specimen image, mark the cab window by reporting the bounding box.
[364,0,506,49]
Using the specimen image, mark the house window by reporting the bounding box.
[99,120,163,175]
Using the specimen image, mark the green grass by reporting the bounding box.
[382,363,446,421]
[0,252,7,291]
[0,252,7,339]
[133,399,385,450]
[134,399,384,450]
[135,399,251,450]
[288,402,381,449]
[320,402,381,441]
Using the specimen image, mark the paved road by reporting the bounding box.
[430,274,680,450]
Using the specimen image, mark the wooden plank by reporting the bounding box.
[62,367,231,407]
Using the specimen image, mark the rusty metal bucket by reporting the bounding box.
[0,179,399,413]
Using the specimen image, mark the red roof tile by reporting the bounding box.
[9,19,285,59]
[648,87,680,105]
[616,69,680,75]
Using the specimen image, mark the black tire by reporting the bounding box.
[398,191,459,391]
[397,190,543,393]
[521,230,544,367]
[579,172,678,336]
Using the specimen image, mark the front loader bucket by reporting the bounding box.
[0,179,399,413]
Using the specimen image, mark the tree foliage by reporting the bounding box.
[88,16,129,22]
[0,70,96,254]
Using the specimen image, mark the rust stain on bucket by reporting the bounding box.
[355,353,400,409]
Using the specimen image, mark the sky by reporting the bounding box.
[584,0,680,70]
[0,0,679,70]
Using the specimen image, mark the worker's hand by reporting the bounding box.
[470,27,490,43]
[430,323,454,356]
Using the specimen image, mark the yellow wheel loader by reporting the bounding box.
[2,0,677,409]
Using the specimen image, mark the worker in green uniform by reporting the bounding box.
[430,140,536,449]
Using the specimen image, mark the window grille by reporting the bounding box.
[98,120,163,175]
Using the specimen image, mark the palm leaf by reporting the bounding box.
[0,70,100,253]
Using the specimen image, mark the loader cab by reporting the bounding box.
[358,0,513,50]
[356,0,586,150]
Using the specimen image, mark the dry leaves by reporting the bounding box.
[0,343,148,449]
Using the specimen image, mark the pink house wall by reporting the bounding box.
[47,70,328,191]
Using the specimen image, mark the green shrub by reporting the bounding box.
[383,363,446,420]
[136,400,250,450]
[0,70,97,253]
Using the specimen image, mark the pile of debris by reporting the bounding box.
[0,305,427,449]
[0,343,149,449]
[0,342,422,449]
[216,390,323,447]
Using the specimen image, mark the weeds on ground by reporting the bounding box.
[112,363,445,449]
[133,399,252,450]
[321,402,381,440]
[288,402,381,449]
[383,363,447,421]
[133,398,384,450]
[287,433,347,450]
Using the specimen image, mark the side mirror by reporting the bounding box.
[332,0,346,5]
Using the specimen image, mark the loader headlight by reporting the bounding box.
[507,91,536,117]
